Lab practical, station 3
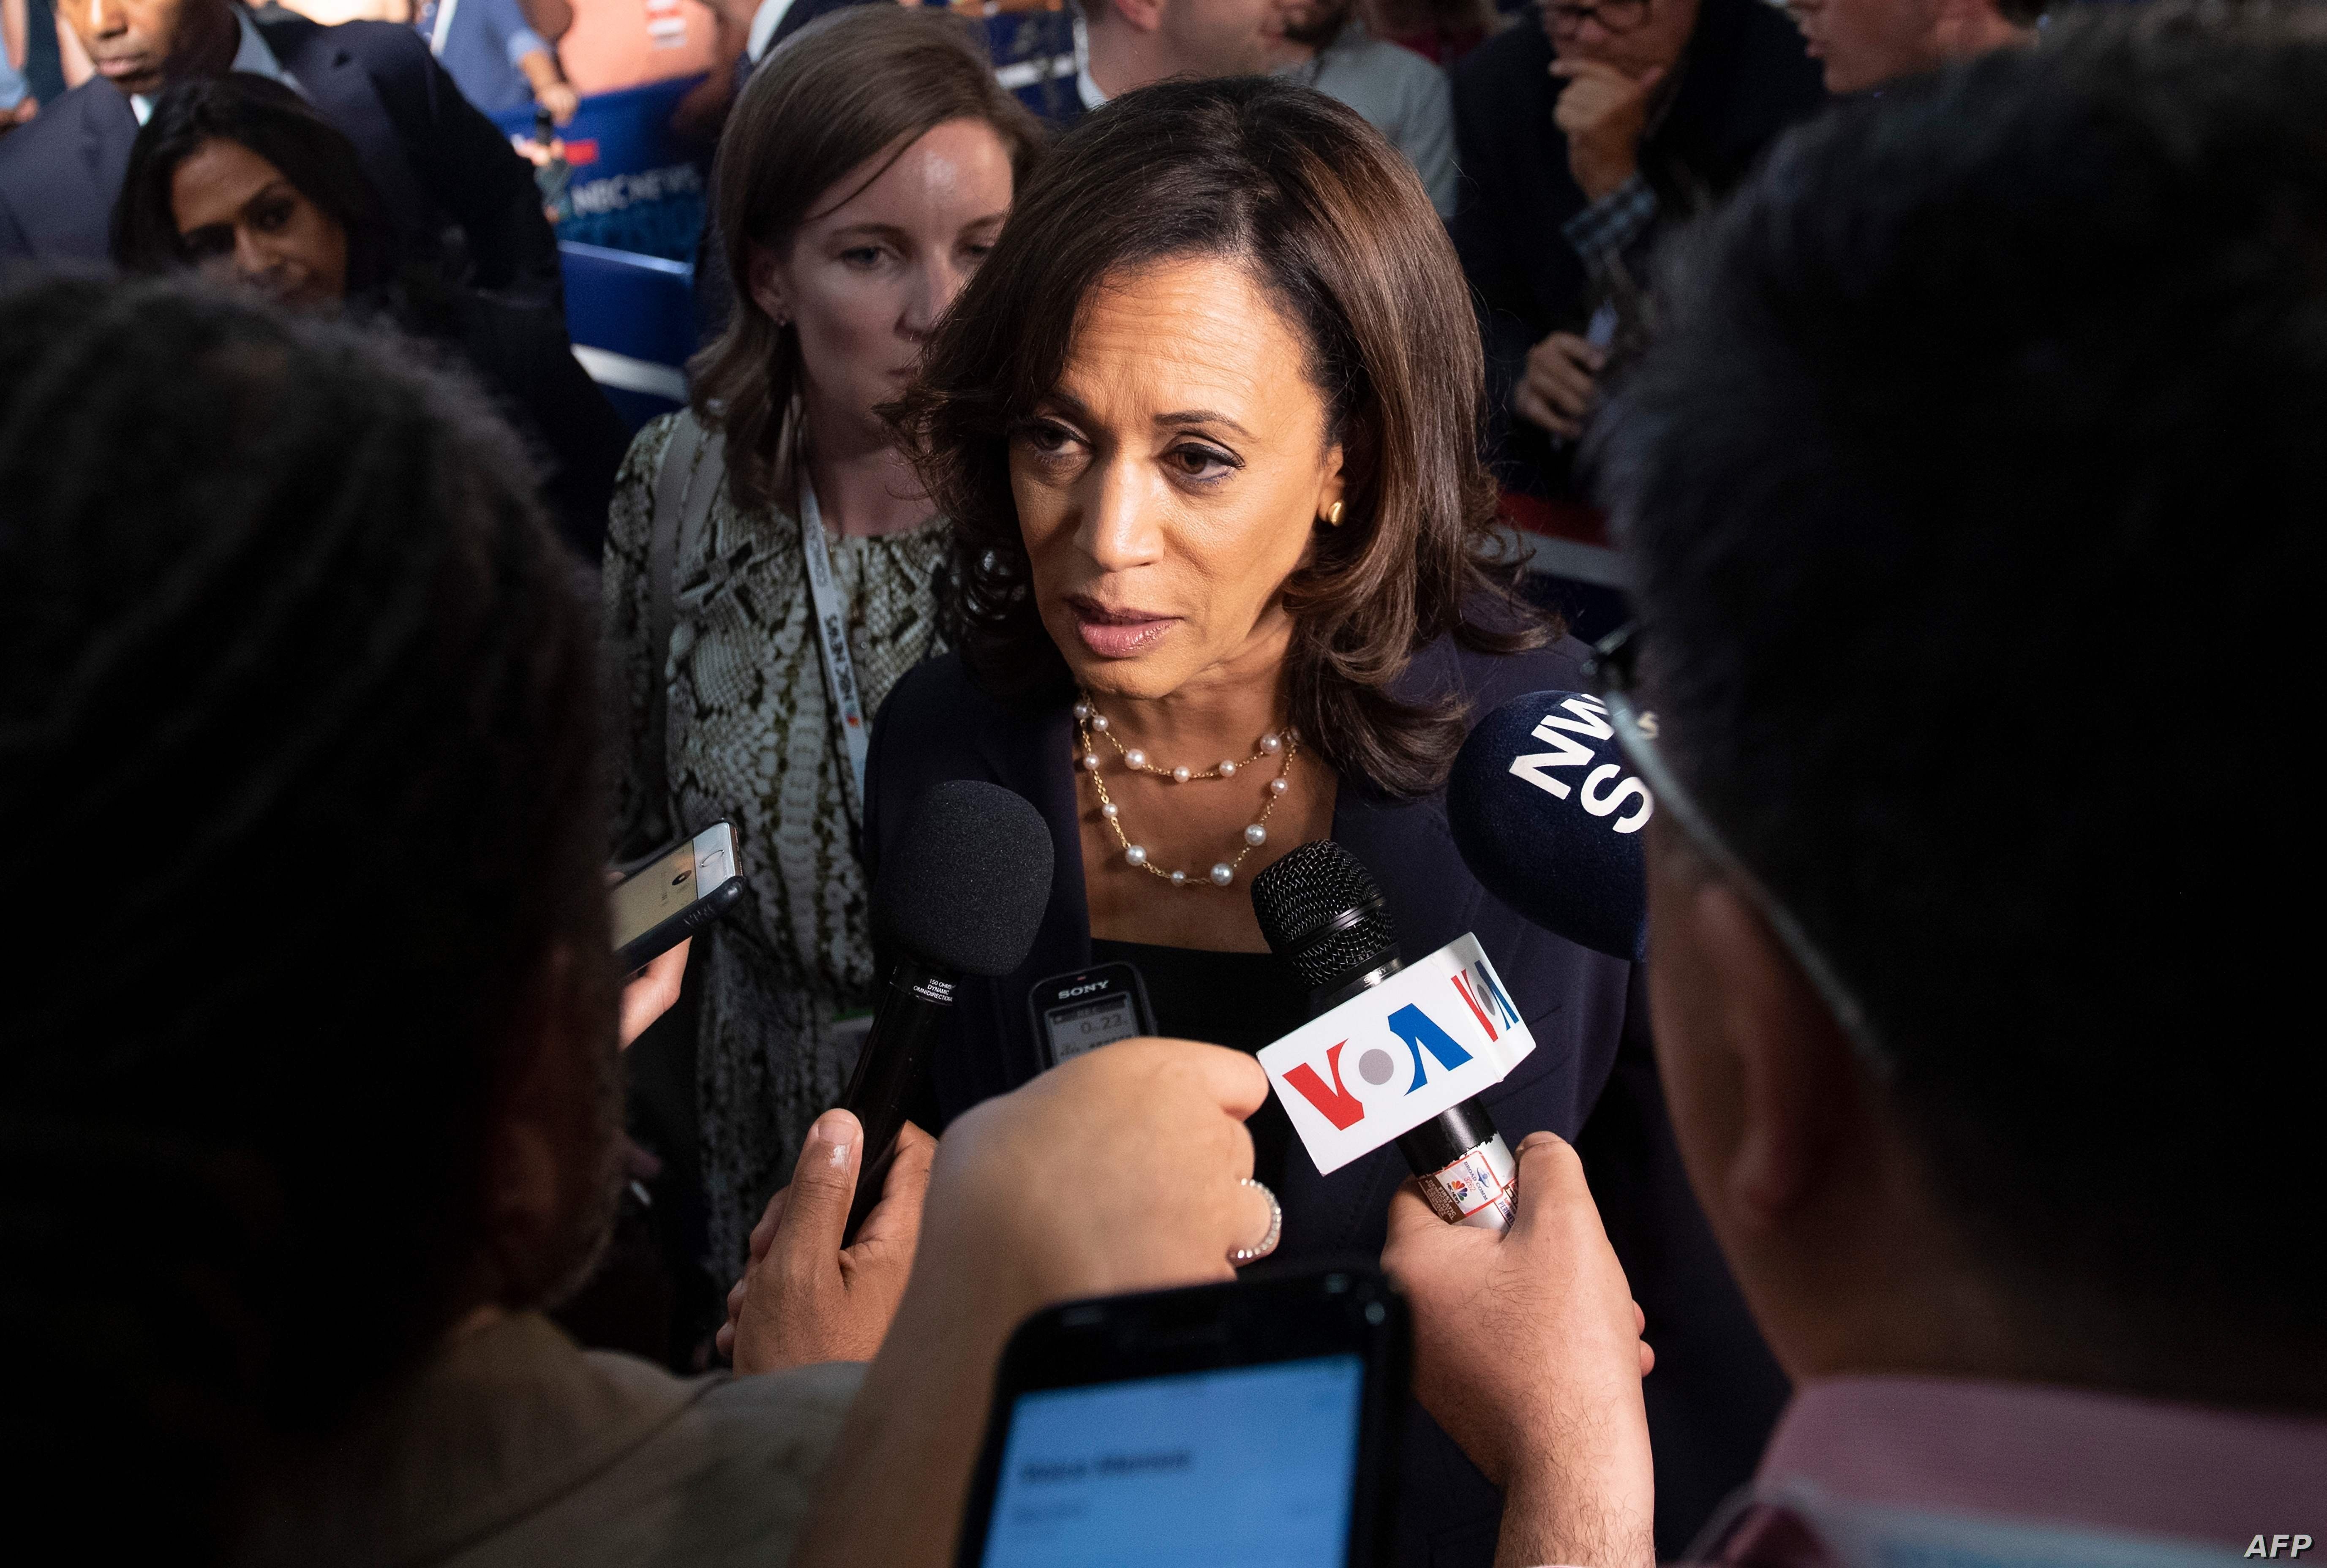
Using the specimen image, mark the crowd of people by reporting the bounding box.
[4,0,2323,1564]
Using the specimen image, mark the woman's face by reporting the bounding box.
[169,138,349,313]
[1012,255,1346,703]
[749,117,1014,448]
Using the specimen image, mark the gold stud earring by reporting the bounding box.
[1324,501,1344,527]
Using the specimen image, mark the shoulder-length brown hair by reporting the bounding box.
[689,4,1044,514]
[890,77,1541,800]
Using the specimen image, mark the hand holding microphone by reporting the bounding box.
[1380,689,1658,1567]
[1253,841,1529,1232]
[721,1108,939,1373]
[1380,1130,1657,1568]
[723,778,1052,1367]
[839,779,1055,1243]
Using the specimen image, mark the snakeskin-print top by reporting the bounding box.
[603,413,948,1276]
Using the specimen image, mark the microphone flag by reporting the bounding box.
[1256,933,1534,1176]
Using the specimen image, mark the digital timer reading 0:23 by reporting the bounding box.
[1045,995,1139,1059]
[1029,962,1159,1070]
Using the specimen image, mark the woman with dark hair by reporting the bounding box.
[109,71,629,559]
[602,5,1045,1284]
[874,76,1782,1562]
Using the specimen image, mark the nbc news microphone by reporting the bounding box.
[1253,841,1517,1231]
[1444,689,1652,963]
[839,779,1054,1243]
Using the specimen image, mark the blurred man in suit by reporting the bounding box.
[0,0,559,306]
[1450,0,1820,495]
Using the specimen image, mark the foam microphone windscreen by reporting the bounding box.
[1446,691,1652,963]
[873,779,1055,977]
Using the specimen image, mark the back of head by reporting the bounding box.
[112,72,397,292]
[0,279,611,1547]
[692,2,1045,512]
[1597,4,2327,1401]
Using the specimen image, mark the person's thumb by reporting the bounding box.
[1382,1180,1444,1249]
[775,1108,863,1266]
[1506,1130,1589,1241]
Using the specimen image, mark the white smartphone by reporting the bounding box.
[610,822,741,972]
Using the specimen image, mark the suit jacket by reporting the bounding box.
[386,283,627,557]
[865,634,1787,1563]
[0,9,559,308]
[1450,0,1822,494]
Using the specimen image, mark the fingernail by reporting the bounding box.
[811,1109,852,1168]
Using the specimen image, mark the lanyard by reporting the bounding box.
[798,479,870,825]
[426,0,458,54]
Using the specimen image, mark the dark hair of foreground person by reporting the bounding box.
[0,277,615,1552]
[1595,0,2327,1401]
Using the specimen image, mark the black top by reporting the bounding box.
[865,632,1787,1562]
[1089,937,1309,1191]
[0,9,561,310]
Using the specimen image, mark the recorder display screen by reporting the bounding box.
[977,1354,1364,1568]
[1040,994,1141,1062]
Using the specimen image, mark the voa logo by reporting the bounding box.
[1280,959,1522,1131]
[1508,694,1652,833]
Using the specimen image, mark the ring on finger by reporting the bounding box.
[1228,1176,1282,1266]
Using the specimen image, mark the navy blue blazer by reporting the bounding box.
[865,635,1787,1562]
[0,9,559,309]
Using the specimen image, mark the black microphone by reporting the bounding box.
[840,779,1053,1241]
[1252,841,1517,1232]
[1446,690,1650,963]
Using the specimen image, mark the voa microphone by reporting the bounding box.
[1253,841,1521,1232]
[1446,689,1651,962]
[839,778,1053,1241]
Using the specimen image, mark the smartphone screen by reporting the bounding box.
[610,841,700,953]
[978,1353,1366,1567]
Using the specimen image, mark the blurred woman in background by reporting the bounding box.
[602,4,1041,1285]
[110,72,627,559]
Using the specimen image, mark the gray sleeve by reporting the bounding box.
[1403,61,1460,220]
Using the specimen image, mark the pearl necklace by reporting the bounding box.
[1073,695,1297,889]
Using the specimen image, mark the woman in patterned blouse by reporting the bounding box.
[603,5,1044,1281]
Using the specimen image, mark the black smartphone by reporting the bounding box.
[954,1267,1409,1568]
[1027,961,1157,1070]
[610,822,744,972]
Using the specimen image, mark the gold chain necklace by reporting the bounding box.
[1074,694,1297,889]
